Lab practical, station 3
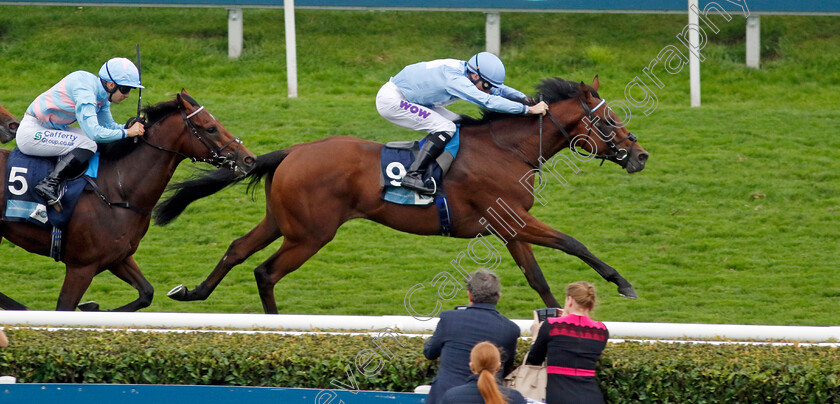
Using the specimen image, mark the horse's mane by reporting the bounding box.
[98,93,200,161]
[457,77,601,127]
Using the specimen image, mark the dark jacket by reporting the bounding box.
[440,374,527,404]
[424,303,521,404]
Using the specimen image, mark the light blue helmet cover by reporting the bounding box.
[98,57,144,89]
[466,52,506,87]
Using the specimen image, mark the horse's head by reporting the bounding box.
[0,104,19,144]
[542,76,648,173]
[170,90,256,175]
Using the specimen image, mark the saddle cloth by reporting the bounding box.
[379,128,460,206]
[2,148,99,230]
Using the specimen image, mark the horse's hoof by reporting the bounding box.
[167,284,188,300]
[618,285,638,299]
[77,301,101,311]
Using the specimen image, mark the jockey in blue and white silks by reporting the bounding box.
[17,57,146,205]
[376,52,549,195]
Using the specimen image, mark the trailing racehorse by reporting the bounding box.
[0,90,256,311]
[0,104,19,144]
[155,77,648,314]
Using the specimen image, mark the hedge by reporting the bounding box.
[0,329,837,403]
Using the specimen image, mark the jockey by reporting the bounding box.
[376,52,549,195]
[17,57,146,206]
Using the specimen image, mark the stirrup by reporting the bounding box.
[401,173,436,195]
[35,181,65,207]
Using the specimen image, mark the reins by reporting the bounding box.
[136,105,243,167]
[88,102,244,215]
[540,97,636,166]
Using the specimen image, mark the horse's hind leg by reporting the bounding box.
[512,215,637,299]
[0,291,28,310]
[169,216,283,302]
[506,241,561,308]
[103,256,154,312]
[255,237,331,314]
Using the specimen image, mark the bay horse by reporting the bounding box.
[155,77,648,314]
[0,104,19,144]
[0,90,256,311]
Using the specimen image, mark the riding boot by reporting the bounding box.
[401,132,451,195]
[34,149,93,205]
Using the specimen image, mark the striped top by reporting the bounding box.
[26,70,127,142]
[527,314,609,404]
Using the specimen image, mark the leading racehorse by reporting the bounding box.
[0,104,19,144]
[0,90,256,311]
[155,77,648,314]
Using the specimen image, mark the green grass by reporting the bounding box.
[0,7,837,325]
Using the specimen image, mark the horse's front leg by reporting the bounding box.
[506,240,561,308]
[512,215,637,299]
[105,256,154,311]
[56,264,98,311]
[168,216,283,302]
[0,291,28,310]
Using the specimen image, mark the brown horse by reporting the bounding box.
[155,77,648,314]
[0,104,19,144]
[0,90,256,311]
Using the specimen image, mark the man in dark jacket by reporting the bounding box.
[423,269,522,404]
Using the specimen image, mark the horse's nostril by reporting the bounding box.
[244,156,256,166]
[638,153,649,162]
[8,122,19,131]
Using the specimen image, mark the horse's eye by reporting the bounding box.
[207,127,218,134]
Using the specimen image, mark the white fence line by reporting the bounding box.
[1,311,838,342]
[11,326,838,347]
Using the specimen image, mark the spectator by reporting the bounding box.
[0,329,8,348]
[527,281,609,404]
[440,341,526,404]
[424,269,521,404]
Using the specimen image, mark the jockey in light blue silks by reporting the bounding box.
[17,57,146,205]
[376,52,549,195]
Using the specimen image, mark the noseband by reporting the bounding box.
[140,104,244,170]
[542,98,637,165]
[180,106,244,169]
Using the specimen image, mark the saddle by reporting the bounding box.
[379,129,460,206]
[2,148,98,230]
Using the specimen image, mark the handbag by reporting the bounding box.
[503,352,547,402]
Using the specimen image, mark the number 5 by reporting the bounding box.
[8,167,28,196]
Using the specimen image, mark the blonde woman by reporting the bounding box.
[527,281,609,404]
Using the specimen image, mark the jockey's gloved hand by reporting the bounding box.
[124,116,146,129]
[517,97,538,106]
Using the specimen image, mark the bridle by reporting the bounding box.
[541,97,638,165]
[86,103,246,217]
[139,104,245,171]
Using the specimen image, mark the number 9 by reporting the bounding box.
[385,162,406,187]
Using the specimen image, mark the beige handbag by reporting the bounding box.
[503,353,547,402]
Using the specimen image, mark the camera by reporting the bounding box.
[536,307,560,322]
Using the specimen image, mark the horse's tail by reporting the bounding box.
[153,149,289,226]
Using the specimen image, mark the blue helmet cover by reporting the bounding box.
[98,57,144,89]
[466,52,505,87]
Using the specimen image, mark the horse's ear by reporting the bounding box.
[592,75,600,91]
[578,81,591,99]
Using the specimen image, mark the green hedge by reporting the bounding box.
[0,329,837,403]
